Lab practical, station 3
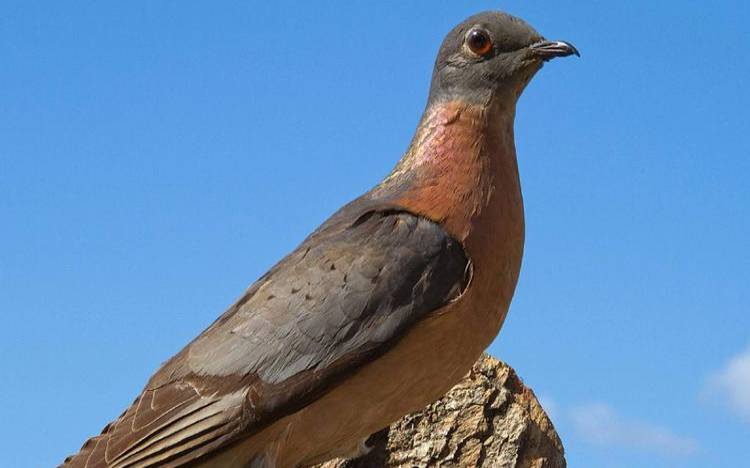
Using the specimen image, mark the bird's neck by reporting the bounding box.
[378,98,523,244]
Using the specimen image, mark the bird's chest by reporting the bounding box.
[393,103,525,340]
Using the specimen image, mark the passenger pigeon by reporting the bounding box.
[62,11,578,468]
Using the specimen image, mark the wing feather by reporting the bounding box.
[62,206,470,467]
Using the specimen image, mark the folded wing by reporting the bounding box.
[62,207,470,467]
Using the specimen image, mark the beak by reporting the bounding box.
[530,40,580,61]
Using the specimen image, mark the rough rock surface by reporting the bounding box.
[312,354,565,468]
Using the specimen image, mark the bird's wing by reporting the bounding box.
[62,207,470,468]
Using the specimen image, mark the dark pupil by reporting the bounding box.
[469,31,488,51]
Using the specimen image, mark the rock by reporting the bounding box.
[312,354,565,468]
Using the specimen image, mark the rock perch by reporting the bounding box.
[313,354,565,468]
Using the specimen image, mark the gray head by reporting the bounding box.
[428,11,578,105]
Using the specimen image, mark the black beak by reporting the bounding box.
[530,40,580,61]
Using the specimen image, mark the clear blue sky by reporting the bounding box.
[2,2,748,467]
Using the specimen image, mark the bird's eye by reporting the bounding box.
[466,29,493,56]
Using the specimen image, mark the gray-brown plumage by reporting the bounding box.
[62,11,577,468]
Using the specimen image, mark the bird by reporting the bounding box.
[61,10,578,468]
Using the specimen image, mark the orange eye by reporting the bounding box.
[466,29,493,56]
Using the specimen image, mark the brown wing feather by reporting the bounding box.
[62,200,470,467]
[61,377,244,468]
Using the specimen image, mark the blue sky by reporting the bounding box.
[1,2,748,467]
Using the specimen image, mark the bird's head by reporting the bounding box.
[428,11,578,106]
